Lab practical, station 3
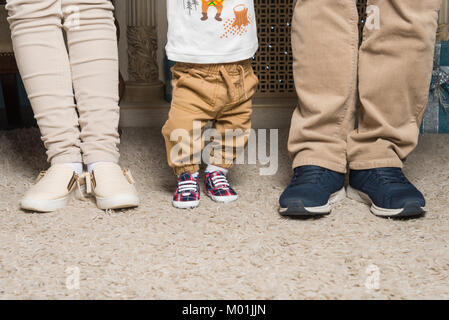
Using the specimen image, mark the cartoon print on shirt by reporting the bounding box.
[178,0,252,38]
[220,4,252,39]
[182,0,201,16]
[201,0,226,21]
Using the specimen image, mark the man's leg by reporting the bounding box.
[288,0,359,174]
[280,0,358,217]
[347,0,441,218]
[348,0,441,169]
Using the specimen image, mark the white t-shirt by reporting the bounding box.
[166,0,258,64]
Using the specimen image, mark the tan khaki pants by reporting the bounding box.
[288,0,441,173]
[6,0,120,165]
[162,60,259,176]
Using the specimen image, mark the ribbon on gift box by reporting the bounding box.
[422,43,449,133]
[430,44,449,111]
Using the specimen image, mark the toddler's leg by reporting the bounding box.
[204,63,258,203]
[162,64,216,176]
[213,65,258,170]
[162,63,217,209]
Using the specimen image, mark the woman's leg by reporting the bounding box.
[60,0,138,210]
[6,0,82,164]
[61,0,120,165]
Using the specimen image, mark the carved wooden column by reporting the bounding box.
[124,0,163,102]
[438,0,449,41]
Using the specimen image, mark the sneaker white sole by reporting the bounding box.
[20,196,70,213]
[207,193,238,203]
[346,186,425,218]
[173,200,200,209]
[279,187,346,216]
[96,194,140,210]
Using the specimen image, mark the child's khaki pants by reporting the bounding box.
[288,0,441,173]
[162,60,259,176]
[6,0,120,165]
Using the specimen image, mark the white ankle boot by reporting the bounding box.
[20,164,81,212]
[86,162,140,210]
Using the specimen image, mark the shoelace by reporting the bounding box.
[178,179,198,194]
[210,173,230,189]
[291,167,326,185]
[373,168,409,185]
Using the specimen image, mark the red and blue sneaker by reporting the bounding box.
[173,173,200,209]
[204,171,238,203]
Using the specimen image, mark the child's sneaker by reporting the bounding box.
[204,171,238,203]
[173,173,200,209]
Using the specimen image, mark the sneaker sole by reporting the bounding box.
[20,196,69,213]
[279,187,346,217]
[346,186,425,218]
[96,194,140,210]
[173,200,200,209]
[207,193,238,203]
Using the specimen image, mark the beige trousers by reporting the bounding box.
[6,0,120,165]
[162,60,258,176]
[288,0,441,173]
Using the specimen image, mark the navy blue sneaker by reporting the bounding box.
[348,168,425,218]
[279,166,346,217]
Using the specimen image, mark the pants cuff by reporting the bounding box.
[211,162,233,169]
[173,164,200,176]
[292,156,347,174]
[349,158,403,170]
[50,153,83,165]
[83,152,120,165]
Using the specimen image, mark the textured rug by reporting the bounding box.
[0,128,448,299]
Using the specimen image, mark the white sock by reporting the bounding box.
[205,164,228,175]
[179,172,199,179]
[64,162,83,176]
[87,161,108,173]
[191,172,199,179]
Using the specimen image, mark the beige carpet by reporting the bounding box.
[1,127,449,299]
